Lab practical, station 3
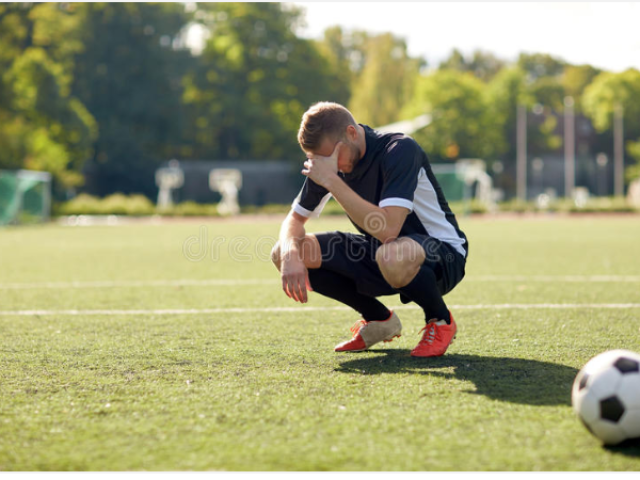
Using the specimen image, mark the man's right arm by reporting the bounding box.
[275,177,330,303]
[277,209,308,264]
[276,210,312,303]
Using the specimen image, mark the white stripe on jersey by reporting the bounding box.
[412,167,467,257]
[292,193,332,218]
[379,197,414,211]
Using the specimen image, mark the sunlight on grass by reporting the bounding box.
[1,217,640,470]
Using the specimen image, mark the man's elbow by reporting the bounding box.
[377,225,402,244]
[372,206,409,244]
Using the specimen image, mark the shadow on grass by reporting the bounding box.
[335,350,578,406]
[605,438,640,458]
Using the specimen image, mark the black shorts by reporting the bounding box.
[313,231,466,298]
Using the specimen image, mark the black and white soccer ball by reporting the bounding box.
[572,349,640,445]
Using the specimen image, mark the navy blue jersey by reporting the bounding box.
[292,125,468,257]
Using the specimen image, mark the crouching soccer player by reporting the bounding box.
[271,102,468,357]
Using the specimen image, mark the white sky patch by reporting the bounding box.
[290,2,640,72]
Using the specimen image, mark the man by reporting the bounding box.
[271,102,467,357]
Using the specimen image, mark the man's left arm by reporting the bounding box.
[302,141,416,243]
[324,178,407,243]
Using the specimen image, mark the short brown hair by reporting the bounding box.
[297,102,357,152]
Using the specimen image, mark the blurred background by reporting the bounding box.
[2,1,640,224]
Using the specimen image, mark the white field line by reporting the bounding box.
[1,275,640,290]
[0,279,274,289]
[469,275,640,282]
[2,304,640,316]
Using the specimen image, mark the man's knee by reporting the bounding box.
[375,239,425,288]
[271,241,282,270]
[270,235,322,270]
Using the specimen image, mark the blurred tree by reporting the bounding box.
[517,52,566,81]
[562,64,601,113]
[529,76,565,111]
[439,49,466,72]
[315,27,372,80]
[313,26,354,99]
[401,70,500,161]
[526,77,564,156]
[182,3,346,161]
[515,56,598,161]
[71,2,192,197]
[0,3,96,191]
[583,68,640,182]
[439,49,505,82]
[1,2,631,200]
[486,66,565,191]
[348,33,423,127]
[467,50,506,82]
[485,67,532,194]
[582,69,640,133]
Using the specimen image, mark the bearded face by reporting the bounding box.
[310,135,362,174]
[339,138,363,174]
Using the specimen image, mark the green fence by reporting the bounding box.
[0,170,51,225]
[432,164,470,202]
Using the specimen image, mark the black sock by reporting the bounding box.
[307,268,391,321]
[397,265,450,324]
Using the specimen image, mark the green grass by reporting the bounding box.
[1,216,640,470]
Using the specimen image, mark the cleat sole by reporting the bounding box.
[383,334,401,343]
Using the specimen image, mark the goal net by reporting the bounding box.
[0,170,52,225]
[432,159,495,209]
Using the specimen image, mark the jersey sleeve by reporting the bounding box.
[378,138,421,212]
[291,177,332,218]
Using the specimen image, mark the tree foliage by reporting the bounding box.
[439,48,505,82]
[562,64,601,113]
[315,28,423,128]
[0,2,637,200]
[347,33,422,127]
[517,52,566,81]
[402,70,499,161]
[583,69,640,177]
[181,3,347,161]
[582,69,640,133]
[71,2,192,197]
[486,67,531,162]
[314,26,355,97]
[0,3,96,189]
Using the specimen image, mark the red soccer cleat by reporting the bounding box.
[334,311,402,352]
[411,312,457,357]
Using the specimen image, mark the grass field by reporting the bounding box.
[1,215,640,471]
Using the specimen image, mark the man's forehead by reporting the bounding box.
[308,137,338,157]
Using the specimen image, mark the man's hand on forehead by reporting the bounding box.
[302,142,342,188]
[306,141,341,161]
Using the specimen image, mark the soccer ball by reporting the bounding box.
[572,349,640,445]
